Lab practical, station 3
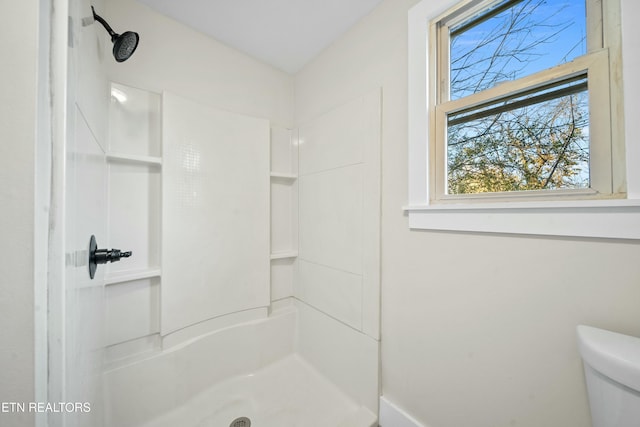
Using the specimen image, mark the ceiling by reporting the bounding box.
[137,0,385,73]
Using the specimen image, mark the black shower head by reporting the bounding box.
[112,31,139,62]
[92,6,139,62]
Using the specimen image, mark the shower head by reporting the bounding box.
[91,6,139,62]
[112,31,139,62]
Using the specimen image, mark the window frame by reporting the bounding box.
[406,0,639,239]
[431,0,620,202]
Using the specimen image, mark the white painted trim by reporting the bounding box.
[47,0,70,422]
[408,0,460,207]
[407,1,431,207]
[35,1,52,425]
[405,196,640,240]
[407,204,640,239]
[621,0,640,199]
[405,198,640,211]
[379,396,427,427]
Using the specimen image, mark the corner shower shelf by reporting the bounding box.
[106,152,163,166]
[270,172,297,181]
[105,267,162,286]
[270,251,298,260]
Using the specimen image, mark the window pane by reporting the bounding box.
[446,84,590,195]
[450,0,587,100]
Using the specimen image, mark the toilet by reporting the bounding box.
[577,325,640,427]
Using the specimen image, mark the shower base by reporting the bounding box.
[139,354,377,427]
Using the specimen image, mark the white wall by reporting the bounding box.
[105,0,294,127]
[295,1,640,427]
[0,1,38,426]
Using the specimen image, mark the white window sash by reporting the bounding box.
[434,49,612,200]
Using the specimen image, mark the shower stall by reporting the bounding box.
[52,0,381,425]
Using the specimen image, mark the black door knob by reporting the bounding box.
[89,235,132,279]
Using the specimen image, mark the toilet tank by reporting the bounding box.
[577,325,640,427]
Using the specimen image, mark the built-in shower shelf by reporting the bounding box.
[270,172,297,181]
[107,152,162,166]
[105,268,162,285]
[270,251,298,260]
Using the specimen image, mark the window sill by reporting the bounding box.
[404,199,640,239]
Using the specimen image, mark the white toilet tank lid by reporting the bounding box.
[577,325,640,392]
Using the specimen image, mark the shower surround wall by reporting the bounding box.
[102,0,294,362]
[296,90,382,411]
[161,92,270,336]
[103,86,381,425]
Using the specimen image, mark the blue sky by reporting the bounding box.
[450,0,587,98]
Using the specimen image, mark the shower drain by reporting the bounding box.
[229,416,251,427]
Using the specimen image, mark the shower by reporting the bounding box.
[91,6,139,62]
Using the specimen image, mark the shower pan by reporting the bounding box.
[105,310,377,427]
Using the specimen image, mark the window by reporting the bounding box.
[406,0,639,239]
[428,0,624,202]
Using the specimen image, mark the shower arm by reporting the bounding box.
[92,6,118,41]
